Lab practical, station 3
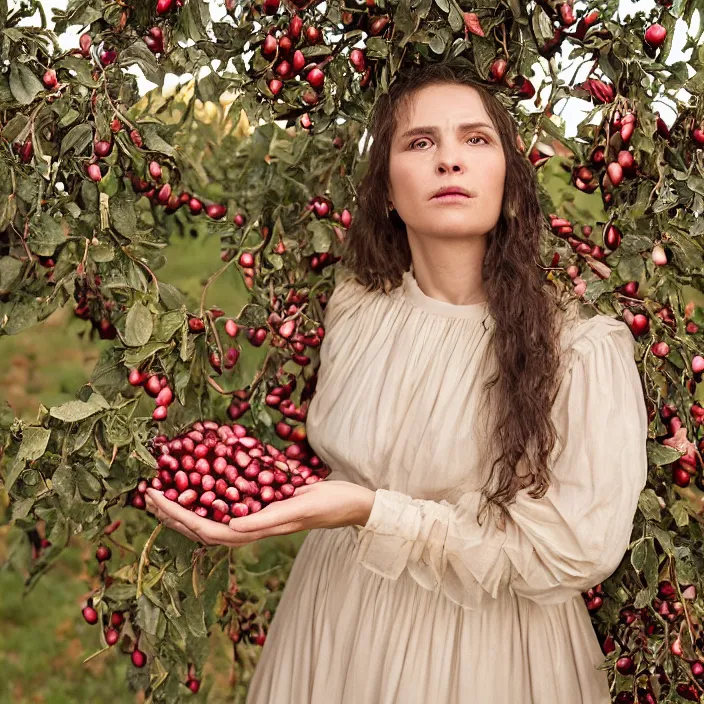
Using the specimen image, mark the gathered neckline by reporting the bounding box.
[401,264,490,321]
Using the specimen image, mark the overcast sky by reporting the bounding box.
[20,1,701,137]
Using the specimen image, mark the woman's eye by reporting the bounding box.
[409,135,487,150]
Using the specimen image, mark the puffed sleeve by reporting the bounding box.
[352,317,649,610]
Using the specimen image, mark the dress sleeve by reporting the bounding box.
[352,318,649,610]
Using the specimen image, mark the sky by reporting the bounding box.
[19,0,701,138]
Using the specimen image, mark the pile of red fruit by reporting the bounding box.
[132,420,330,520]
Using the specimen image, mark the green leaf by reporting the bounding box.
[1,114,29,143]
[308,221,331,252]
[630,539,646,572]
[58,108,80,128]
[0,256,24,293]
[50,398,105,423]
[669,500,689,528]
[632,539,658,609]
[71,417,99,453]
[51,464,77,513]
[637,488,662,522]
[123,342,170,367]
[365,37,389,58]
[619,232,653,256]
[76,468,103,500]
[153,310,185,342]
[118,41,165,87]
[90,349,128,403]
[54,55,100,88]
[18,426,51,461]
[616,252,645,283]
[646,439,682,466]
[10,497,34,521]
[124,301,153,347]
[179,0,210,42]
[28,213,66,257]
[182,595,208,638]
[109,192,137,237]
[447,2,463,33]
[136,594,165,637]
[9,63,43,105]
[140,125,177,159]
[90,244,115,263]
[0,192,16,232]
[133,438,158,469]
[104,583,138,601]
[158,282,186,310]
[471,34,496,81]
[3,455,24,493]
[60,123,93,156]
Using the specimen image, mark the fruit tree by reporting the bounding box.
[1,0,704,701]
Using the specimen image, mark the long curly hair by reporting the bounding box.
[341,60,577,527]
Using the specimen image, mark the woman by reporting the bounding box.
[146,61,649,703]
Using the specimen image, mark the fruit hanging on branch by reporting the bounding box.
[0,0,702,699]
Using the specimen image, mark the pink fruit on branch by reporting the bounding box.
[82,606,99,625]
[149,161,162,180]
[579,78,614,104]
[349,48,366,73]
[644,23,667,48]
[43,69,58,88]
[489,59,507,82]
[462,12,484,36]
[606,161,623,187]
[558,3,575,26]
[263,0,280,14]
[156,0,174,15]
[86,163,103,182]
[306,67,325,89]
[262,33,278,57]
[94,140,113,157]
[205,203,227,219]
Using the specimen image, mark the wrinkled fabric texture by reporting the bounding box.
[245,265,649,704]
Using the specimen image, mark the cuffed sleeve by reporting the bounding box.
[353,319,649,610]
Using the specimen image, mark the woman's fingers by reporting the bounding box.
[145,492,204,544]
[145,489,253,547]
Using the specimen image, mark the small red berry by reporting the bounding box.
[82,606,99,625]
[96,545,112,562]
[131,648,147,668]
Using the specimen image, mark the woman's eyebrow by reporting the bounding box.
[398,121,496,140]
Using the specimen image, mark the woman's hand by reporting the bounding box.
[144,481,376,547]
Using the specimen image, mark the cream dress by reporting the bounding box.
[245,264,649,704]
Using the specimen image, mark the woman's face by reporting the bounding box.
[387,83,506,243]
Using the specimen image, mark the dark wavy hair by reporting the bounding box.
[341,60,577,528]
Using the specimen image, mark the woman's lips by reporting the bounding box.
[431,193,472,202]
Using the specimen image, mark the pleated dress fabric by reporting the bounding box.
[245,264,649,704]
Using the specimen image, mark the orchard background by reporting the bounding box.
[1,0,704,702]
